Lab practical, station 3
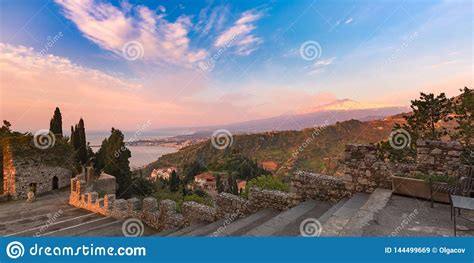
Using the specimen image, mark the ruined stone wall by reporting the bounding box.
[248,187,299,211]
[416,140,462,176]
[215,192,248,218]
[2,143,71,199]
[291,171,352,202]
[182,201,216,225]
[341,140,463,194]
[69,178,301,232]
[343,144,392,193]
[2,144,16,197]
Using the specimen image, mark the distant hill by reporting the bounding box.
[156,99,409,135]
[142,117,405,178]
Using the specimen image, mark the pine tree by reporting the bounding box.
[406,92,451,140]
[95,128,133,198]
[49,107,63,137]
[453,87,473,164]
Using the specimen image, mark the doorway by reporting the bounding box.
[52,176,59,190]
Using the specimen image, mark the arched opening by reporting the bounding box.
[29,183,37,194]
[52,176,59,190]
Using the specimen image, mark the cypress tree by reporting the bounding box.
[49,107,63,137]
[170,170,179,192]
[70,118,88,165]
[77,118,87,164]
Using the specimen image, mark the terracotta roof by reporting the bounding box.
[195,172,215,181]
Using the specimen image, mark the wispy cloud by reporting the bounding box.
[195,5,228,38]
[308,57,336,75]
[345,18,353,24]
[214,9,264,55]
[55,0,207,66]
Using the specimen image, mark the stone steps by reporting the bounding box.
[339,188,392,236]
[184,219,226,236]
[321,193,370,236]
[166,224,206,237]
[209,209,279,237]
[318,198,348,224]
[244,200,319,236]
[41,216,118,236]
[275,200,333,236]
[4,211,103,236]
[153,227,179,236]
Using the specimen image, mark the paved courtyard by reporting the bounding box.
[363,194,474,237]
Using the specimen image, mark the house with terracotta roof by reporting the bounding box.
[237,180,247,193]
[193,172,217,193]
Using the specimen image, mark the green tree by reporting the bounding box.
[216,175,225,193]
[70,118,88,164]
[49,107,63,137]
[169,170,180,192]
[95,128,133,198]
[406,92,451,140]
[453,87,473,164]
[227,175,238,195]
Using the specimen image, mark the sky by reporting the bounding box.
[0,0,472,132]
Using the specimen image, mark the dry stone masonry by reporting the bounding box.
[416,139,462,176]
[291,171,352,202]
[3,143,71,200]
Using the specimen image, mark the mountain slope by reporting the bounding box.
[143,117,405,178]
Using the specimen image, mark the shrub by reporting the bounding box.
[397,171,457,185]
[242,175,289,198]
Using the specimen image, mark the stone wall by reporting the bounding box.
[91,172,117,194]
[291,171,352,202]
[416,140,462,176]
[2,144,16,197]
[2,143,72,199]
[343,144,392,193]
[182,201,216,225]
[248,187,299,211]
[69,178,300,232]
[215,192,248,218]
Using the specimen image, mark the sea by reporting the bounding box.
[87,130,184,170]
